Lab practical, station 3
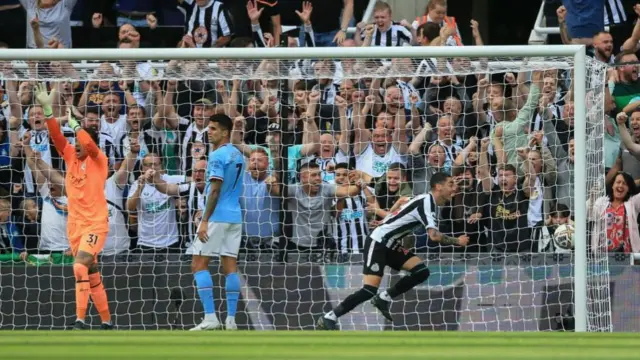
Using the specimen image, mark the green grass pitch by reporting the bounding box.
[2,332,640,360]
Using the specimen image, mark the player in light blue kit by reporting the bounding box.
[192,114,246,331]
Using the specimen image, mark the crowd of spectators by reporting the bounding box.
[0,0,640,263]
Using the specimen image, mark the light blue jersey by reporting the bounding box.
[206,143,245,224]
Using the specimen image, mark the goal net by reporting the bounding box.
[0,47,612,331]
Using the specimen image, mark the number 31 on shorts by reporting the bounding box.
[87,234,99,247]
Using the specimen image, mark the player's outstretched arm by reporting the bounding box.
[35,83,69,154]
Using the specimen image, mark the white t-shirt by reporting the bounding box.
[355,143,406,178]
[103,176,130,255]
[128,174,185,248]
[528,177,544,227]
[38,185,68,251]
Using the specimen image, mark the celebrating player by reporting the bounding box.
[318,172,469,329]
[189,114,246,331]
[35,84,112,330]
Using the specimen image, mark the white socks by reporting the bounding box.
[204,313,218,322]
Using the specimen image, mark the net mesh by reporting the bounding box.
[0,54,610,331]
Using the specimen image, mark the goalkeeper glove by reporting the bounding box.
[67,108,81,132]
[34,83,55,118]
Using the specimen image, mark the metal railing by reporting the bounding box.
[281,0,376,35]
[528,0,611,44]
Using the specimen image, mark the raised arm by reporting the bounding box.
[77,81,97,113]
[557,6,572,45]
[148,169,185,196]
[622,5,640,52]
[470,19,484,46]
[335,179,363,198]
[392,106,409,155]
[408,124,432,155]
[113,147,139,188]
[333,0,352,45]
[30,16,45,49]
[335,95,350,155]
[5,80,23,121]
[35,84,69,154]
[455,137,478,166]
[477,138,492,193]
[301,91,321,156]
[616,112,640,157]
[514,71,542,126]
[296,1,316,47]
[408,92,422,134]
[492,125,506,166]
[153,80,179,130]
[231,116,257,158]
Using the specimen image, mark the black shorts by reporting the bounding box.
[362,236,416,277]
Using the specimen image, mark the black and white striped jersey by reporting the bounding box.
[176,181,206,247]
[333,192,369,254]
[604,0,626,26]
[363,23,412,47]
[369,193,438,246]
[186,0,232,47]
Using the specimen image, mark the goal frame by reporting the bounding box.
[0,45,590,332]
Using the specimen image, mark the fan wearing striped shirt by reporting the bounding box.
[318,172,469,329]
[185,0,232,48]
[357,1,411,47]
[332,163,373,254]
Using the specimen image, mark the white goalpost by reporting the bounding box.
[0,45,611,332]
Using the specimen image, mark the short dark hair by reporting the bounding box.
[82,126,100,146]
[607,171,638,202]
[418,22,440,42]
[614,50,636,64]
[550,202,571,218]
[209,114,233,133]
[118,37,133,47]
[299,161,320,172]
[452,166,474,177]
[498,163,517,175]
[229,37,253,48]
[334,163,351,171]
[387,162,407,177]
[85,106,100,117]
[430,172,450,190]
